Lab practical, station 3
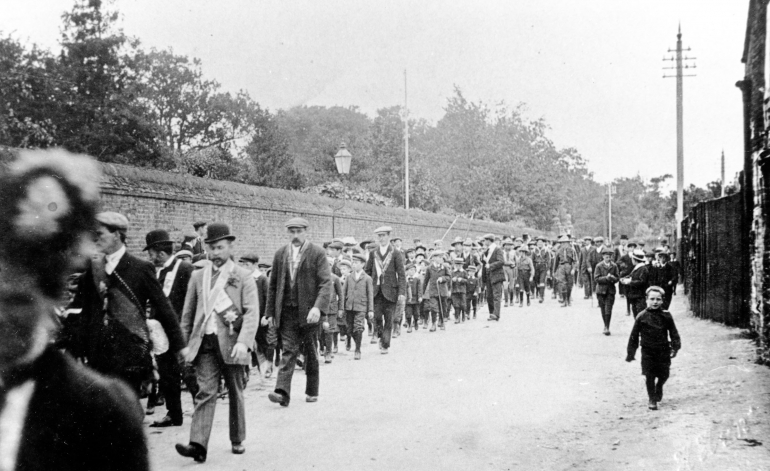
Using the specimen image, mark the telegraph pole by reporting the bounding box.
[721,149,726,197]
[404,70,410,210]
[663,24,696,240]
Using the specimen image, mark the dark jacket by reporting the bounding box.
[405,275,423,304]
[329,273,343,314]
[343,271,374,313]
[627,308,681,358]
[594,261,619,296]
[450,268,467,294]
[617,254,634,278]
[266,241,332,329]
[625,264,650,299]
[157,258,194,319]
[72,252,185,369]
[466,276,480,297]
[649,262,677,292]
[482,245,506,285]
[255,273,268,319]
[365,244,407,302]
[16,347,149,471]
[423,264,451,298]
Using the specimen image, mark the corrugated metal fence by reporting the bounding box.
[681,192,750,327]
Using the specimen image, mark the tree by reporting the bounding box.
[57,0,161,164]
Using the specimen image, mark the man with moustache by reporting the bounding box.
[365,226,406,354]
[266,218,331,406]
[176,223,259,462]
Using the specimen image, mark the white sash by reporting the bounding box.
[161,258,182,297]
[202,259,234,325]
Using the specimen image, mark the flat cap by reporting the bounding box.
[239,253,259,263]
[630,249,646,260]
[593,236,605,242]
[405,263,416,271]
[96,212,128,231]
[352,252,367,263]
[328,241,344,250]
[338,259,352,268]
[192,221,207,229]
[466,265,478,271]
[342,236,357,246]
[285,217,309,229]
[601,247,614,255]
[392,236,402,242]
[374,226,393,234]
[258,262,272,269]
[431,250,446,257]
[483,233,496,241]
[176,249,193,259]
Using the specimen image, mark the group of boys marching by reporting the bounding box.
[62,209,682,464]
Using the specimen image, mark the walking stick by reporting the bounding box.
[436,277,444,327]
[441,215,460,242]
[462,209,476,240]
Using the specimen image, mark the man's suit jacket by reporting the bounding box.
[180,261,259,365]
[265,241,332,329]
[364,244,407,303]
[586,246,603,274]
[16,347,148,471]
[73,252,185,365]
[482,245,506,285]
[157,258,194,319]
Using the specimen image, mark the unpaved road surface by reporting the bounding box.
[146,292,770,470]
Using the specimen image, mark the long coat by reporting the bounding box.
[265,241,332,329]
[180,260,259,365]
[364,244,407,302]
[72,252,185,368]
[15,347,149,471]
[482,245,506,286]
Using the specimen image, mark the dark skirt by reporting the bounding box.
[641,347,671,376]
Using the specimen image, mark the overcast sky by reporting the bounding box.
[2,0,748,189]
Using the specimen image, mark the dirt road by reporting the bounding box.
[146,292,770,470]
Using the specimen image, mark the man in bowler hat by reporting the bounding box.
[176,223,259,462]
[265,217,331,406]
[144,229,196,427]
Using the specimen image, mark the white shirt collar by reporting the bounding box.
[104,245,126,275]
[379,244,389,256]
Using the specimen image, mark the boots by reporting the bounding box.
[518,292,524,307]
[346,336,351,351]
[430,321,437,332]
[333,333,338,354]
[354,332,362,360]
[526,294,530,306]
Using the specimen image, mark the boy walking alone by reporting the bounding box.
[626,286,681,410]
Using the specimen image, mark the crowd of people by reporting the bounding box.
[0,149,683,470]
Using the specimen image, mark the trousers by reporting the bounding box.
[405,304,420,326]
[596,294,615,328]
[373,292,395,348]
[189,334,246,449]
[554,264,574,302]
[275,307,319,402]
[486,281,503,319]
[451,293,466,320]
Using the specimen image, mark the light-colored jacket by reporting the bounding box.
[181,260,259,365]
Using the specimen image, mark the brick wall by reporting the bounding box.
[99,163,543,261]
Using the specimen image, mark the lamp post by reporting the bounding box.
[332,142,353,238]
[334,142,352,175]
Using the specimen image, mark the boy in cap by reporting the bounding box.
[343,253,374,359]
[465,265,480,319]
[422,251,451,331]
[516,245,534,307]
[594,247,619,335]
[626,286,681,410]
[620,249,650,318]
[404,263,423,332]
[450,257,468,323]
[502,238,517,307]
[618,240,638,314]
[532,238,551,303]
[336,259,352,347]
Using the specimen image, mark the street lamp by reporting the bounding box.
[332,142,352,238]
[334,142,352,175]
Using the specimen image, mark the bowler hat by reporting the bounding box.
[144,229,172,251]
[204,223,236,244]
